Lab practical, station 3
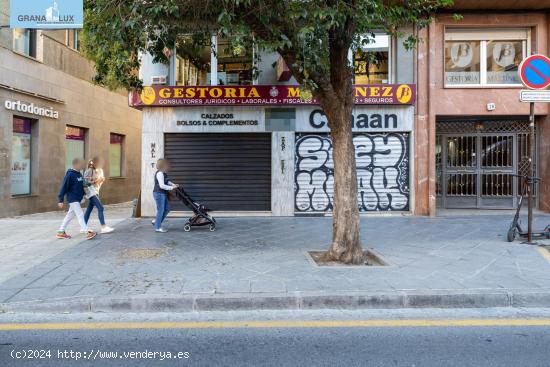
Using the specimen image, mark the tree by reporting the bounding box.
[83,0,453,264]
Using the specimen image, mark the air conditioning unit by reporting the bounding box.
[151,75,168,85]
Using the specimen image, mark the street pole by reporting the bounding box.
[527,101,535,243]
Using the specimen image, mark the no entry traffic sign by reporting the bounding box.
[519,54,550,90]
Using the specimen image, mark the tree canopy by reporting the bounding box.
[83,0,453,92]
[83,0,455,264]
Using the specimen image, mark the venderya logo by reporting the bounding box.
[10,0,83,29]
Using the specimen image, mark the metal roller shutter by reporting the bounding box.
[164,133,271,211]
[295,133,410,213]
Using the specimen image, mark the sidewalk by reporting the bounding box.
[0,203,133,284]
[0,209,549,312]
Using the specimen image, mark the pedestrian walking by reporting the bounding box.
[56,158,97,240]
[153,158,178,233]
[83,157,114,234]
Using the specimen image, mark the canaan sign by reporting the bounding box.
[129,84,416,108]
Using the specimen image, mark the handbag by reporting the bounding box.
[85,185,98,199]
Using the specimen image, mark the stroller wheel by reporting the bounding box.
[209,224,216,232]
[184,223,191,232]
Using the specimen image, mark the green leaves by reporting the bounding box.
[83,0,454,91]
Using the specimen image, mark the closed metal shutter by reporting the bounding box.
[164,133,271,211]
[295,133,410,213]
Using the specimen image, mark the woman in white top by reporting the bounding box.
[84,157,114,233]
[152,159,178,233]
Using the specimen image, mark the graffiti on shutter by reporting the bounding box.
[295,133,409,212]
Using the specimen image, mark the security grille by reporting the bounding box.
[436,120,538,209]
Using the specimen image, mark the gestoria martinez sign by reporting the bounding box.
[129,84,416,108]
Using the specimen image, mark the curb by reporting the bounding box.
[2,289,550,313]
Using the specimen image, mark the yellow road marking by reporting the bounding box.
[1,319,550,331]
[537,246,550,264]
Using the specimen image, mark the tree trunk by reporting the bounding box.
[320,97,364,264]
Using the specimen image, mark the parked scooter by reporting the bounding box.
[507,174,550,242]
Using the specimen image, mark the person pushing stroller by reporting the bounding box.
[152,159,178,233]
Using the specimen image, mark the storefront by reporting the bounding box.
[0,24,142,218]
[0,87,142,217]
[133,84,416,216]
[294,107,412,214]
[414,11,550,215]
[436,118,537,209]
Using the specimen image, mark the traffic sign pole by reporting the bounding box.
[527,102,535,244]
[517,54,550,245]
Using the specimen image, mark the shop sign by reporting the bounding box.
[129,84,416,108]
[10,0,83,29]
[296,106,413,132]
[520,90,550,103]
[4,99,59,119]
[157,107,265,133]
[176,113,259,127]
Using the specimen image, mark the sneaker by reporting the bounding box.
[56,231,71,239]
[151,219,155,226]
[85,231,97,240]
[155,228,167,233]
[101,226,114,234]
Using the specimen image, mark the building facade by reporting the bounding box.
[416,0,550,215]
[0,1,142,217]
[136,31,418,217]
[135,1,550,217]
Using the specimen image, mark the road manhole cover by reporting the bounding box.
[119,248,167,261]
[307,250,389,267]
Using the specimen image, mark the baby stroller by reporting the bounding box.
[173,187,216,232]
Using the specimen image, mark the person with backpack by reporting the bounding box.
[56,158,97,240]
[83,157,114,234]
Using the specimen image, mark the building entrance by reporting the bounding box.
[436,120,536,209]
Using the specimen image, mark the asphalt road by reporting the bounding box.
[1,310,550,366]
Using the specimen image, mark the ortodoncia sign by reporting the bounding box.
[518,54,550,90]
[10,0,83,29]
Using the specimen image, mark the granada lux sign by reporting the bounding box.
[10,0,83,29]
[4,99,59,119]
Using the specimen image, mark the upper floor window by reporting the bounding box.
[13,28,37,58]
[67,30,80,51]
[175,36,210,86]
[216,38,254,86]
[354,34,391,84]
[444,28,530,87]
[174,35,255,86]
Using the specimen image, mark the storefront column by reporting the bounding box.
[141,108,165,217]
[210,35,218,86]
[271,132,295,216]
[414,26,434,216]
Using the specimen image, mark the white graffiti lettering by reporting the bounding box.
[295,133,409,212]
